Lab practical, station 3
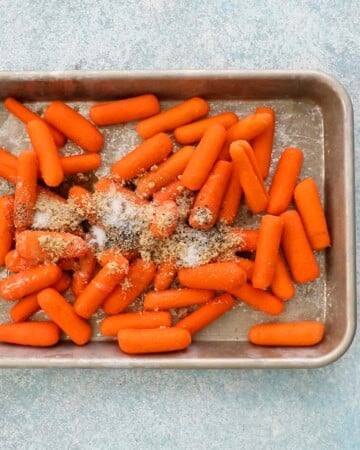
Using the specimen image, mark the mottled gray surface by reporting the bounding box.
[0,0,359,449]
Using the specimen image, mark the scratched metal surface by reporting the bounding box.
[0,97,325,342]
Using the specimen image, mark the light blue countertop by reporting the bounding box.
[0,1,358,449]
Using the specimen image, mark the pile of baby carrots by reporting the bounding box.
[0,93,330,354]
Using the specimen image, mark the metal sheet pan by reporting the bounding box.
[0,70,355,368]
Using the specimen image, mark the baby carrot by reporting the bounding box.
[270,254,295,301]
[0,162,17,183]
[14,150,38,229]
[102,259,156,315]
[136,145,195,198]
[58,258,79,271]
[227,111,273,143]
[74,257,129,319]
[181,123,227,191]
[27,119,64,187]
[5,250,37,272]
[16,230,89,262]
[178,262,246,291]
[0,263,62,300]
[152,180,185,203]
[0,321,60,347]
[229,283,284,315]
[251,107,275,179]
[174,112,238,144]
[144,288,215,310]
[234,257,254,280]
[175,293,235,335]
[230,228,259,252]
[281,210,320,283]
[230,141,268,213]
[89,94,160,126]
[60,153,101,175]
[0,147,18,170]
[0,195,14,265]
[111,133,173,180]
[97,248,128,267]
[267,147,303,215]
[38,288,92,345]
[118,327,191,354]
[150,200,178,239]
[248,321,325,346]
[189,160,232,230]
[4,97,67,147]
[10,272,71,322]
[294,177,331,250]
[218,164,243,225]
[136,97,209,139]
[100,311,172,336]
[44,101,104,153]
[153,260,177,290]
[71,251,97,297]
[252,215,283,290]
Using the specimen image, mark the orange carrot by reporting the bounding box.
[230,140,268,213]
[240,140,267,189]
[0,263,62,300]
[267,147,303,215]
[9,294,40,322]
[0,147,18,170]
[150,200,178,239]
[234,257,254,280]
[102,259,156,315]
[281,210,320,283]
[152,180,185,203]
[60,153,101,175]
[16,230,89,262]
[0,195,14,265]
[181,123,227,191]
[44,101,104,153]
[9,272,71,322]
[229,283,284,315]
[0,321,60,347]
[71,251,97,297]
[294,177,331,250]
[136,145,195,198]
[270,254,295,301]
[5,250,37,272]
[178,262,246,291]
[252,215,283,289]
[74,257,129,319]
[111,133,172,180]
[230,228,259,252]
[248,321,325,346]
[153,261,177,290]
[100,311,171,336]
[136,97,209,139]
[38,288,92,345]
[252,107,275,179]
[218,164,243,225]
[144,288,215,310]
[174,112,238,144]
[189,160,231,229]
[89,94,160,126]
[0,162,17,183]
[227,111,273,143]
[14,150,38,229]
[175,293,235,335]
[118,327,191,354]
[218,111,273,160]
[4,97,67,147]
[97,248,127,267]
[27,119,64,187]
